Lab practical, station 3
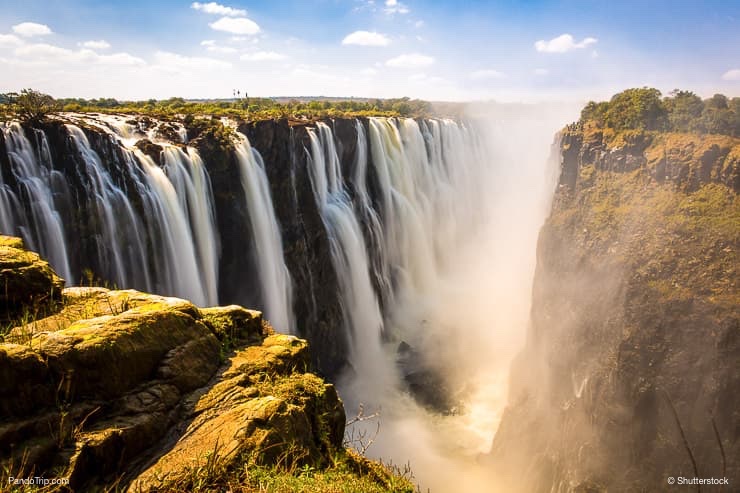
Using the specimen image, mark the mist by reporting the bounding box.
[337,102,581,492]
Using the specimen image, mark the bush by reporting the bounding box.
[7,88,60,123]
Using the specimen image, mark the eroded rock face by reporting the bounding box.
[0,236,64,322]
[488,131,739,492]
[0,245,346,491]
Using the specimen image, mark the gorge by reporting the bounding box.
[1,97,738,492]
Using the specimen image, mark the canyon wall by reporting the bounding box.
[489,126,739,491]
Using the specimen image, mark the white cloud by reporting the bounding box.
[342,30,391,47]
[386,53,434,68]
[721,68,740,81]
[209,46,237,53]
[12,22,52,37]
[470,69,505,80]
[385,0,410,14]
[191,2,247,17]
[0,34,22,45]
[240,51,286,61]
[361,67,378,76]
[533,68,549,76]
[414,20,424,28]
[201,39,216,46]
[154,51,232,70]
[13,43,144,66]
[534,33,597,53]
[408,73,447,84]
[79,40,110,50]
[209,16,260,35]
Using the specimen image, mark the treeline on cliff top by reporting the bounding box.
[576,87,740,137]
[0,89,437,121]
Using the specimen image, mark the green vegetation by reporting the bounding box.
[577,87,740,136]
[1,89,61,123]
[0,89,437,121]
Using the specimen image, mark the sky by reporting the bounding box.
[0,0,739,102]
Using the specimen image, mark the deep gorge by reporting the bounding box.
[2,105,737,492]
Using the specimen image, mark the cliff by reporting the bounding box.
[0,236,414,492]
[489,126,739,491]
[2,117,356,378]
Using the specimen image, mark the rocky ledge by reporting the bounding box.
[0,236,411,492]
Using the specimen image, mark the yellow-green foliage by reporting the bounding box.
[551,168,738,309]
[577,87,740,137]
[148,448,417,493]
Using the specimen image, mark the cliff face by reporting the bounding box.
[239,119,348,378]
[490,128,739,491]
[3,118,355,377]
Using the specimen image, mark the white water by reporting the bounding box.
[307,122,395,395]
[306,112,572,492]
[1,122,72,282]
[161,146,220,306]
[234,132,294,332]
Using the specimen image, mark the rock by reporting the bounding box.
[488,126,740,491]
[0,235,64,322]
[134,138,163,163]
[0,241,347,491]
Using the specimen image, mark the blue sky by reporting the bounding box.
[0,0,738,102]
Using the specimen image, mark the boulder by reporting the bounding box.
[0,235,64,322]
[1,280,345,491]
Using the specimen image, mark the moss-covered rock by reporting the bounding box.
[0,235,64,322]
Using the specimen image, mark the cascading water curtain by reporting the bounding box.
[234,132,294,332]
[0,121,222,307]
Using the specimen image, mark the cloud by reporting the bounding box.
[470,69,505,80]
[79,40,110,50]
[342,30,391,47]
[240,51,286,61]
[0,34,22,45]
[154,51,231,70]
[386,53,434,68]
[408,73,447,84]
[191,2,247,17]
[534,68,549,76]
[361,67,378,76]
[13,42,144,66]
[200,39,237,53]
[209,16,260,35]
[721,68,740,81]
[414,20,424,28]
[12,22,52,37]
[385,0,410,14]
[534,33,597,53]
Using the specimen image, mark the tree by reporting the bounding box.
[604,87,667,131]
[664,90,704,132]
[8,89,60,123]
[699,93,733,135]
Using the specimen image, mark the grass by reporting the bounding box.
[144,447,418,493]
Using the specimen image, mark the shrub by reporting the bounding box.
[7,88,60,123]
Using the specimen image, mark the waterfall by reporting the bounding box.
[234,133,294,332]
[161,146,220,306]
[0,120,222,307]
[66,125,152,290]
[306,122,392,392]
[1,122,73,282]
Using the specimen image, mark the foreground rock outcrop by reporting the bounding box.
[0,236,63,322]
[489,128,739,491]
[0,236,412,492]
